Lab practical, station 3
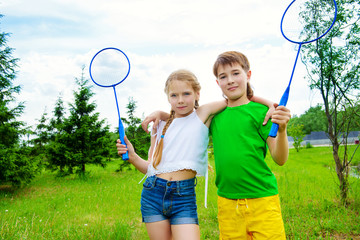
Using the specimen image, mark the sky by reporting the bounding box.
[1,0,324,132]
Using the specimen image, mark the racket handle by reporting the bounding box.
[269,123,279,138]
[269,87,289,138]
[118,120,129,161]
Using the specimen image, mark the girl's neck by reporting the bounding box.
[174,110,194,118]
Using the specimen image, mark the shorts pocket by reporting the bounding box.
[142,178,155,190]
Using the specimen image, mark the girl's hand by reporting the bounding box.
[263,103,276,125]
[116,136,135,157]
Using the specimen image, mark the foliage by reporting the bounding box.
[300,0,360,206]
[287,123,305,152]
[0,147,39,187]
[290,105,328,134]
[118,97,150,171]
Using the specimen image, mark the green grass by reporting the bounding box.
[0,146,359,239]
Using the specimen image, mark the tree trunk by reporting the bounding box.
[331,138,349,206]
[328,112,349,207]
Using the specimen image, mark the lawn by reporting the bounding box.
[0,146,359,239]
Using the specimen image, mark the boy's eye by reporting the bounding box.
[219,75,226,80]
[170,94,176,97]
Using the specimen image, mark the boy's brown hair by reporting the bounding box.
[213,51,253,99]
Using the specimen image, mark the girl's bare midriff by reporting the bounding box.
[156,169,196,181]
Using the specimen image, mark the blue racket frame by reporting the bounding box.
[89,47,130,160]
[269,0,338,137]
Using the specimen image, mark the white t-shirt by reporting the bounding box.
[147,111,209,177]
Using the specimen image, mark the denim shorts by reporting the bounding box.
[140,175,198,225]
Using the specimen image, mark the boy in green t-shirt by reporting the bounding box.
[211,51,291,239]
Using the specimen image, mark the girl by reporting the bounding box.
[117,69,273,240]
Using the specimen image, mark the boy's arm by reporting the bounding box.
[196,100,227,127]
[250,96,275,125]
[266,105,291,166]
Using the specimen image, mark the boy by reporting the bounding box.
[211,51,290,239]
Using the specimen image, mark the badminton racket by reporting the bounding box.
[89,47,130,160]
[269,0,337,137]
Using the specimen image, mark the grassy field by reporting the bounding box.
[0,146,359,239]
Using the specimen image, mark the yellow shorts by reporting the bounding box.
[217,194,286,240]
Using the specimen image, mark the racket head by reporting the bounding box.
[280,0,337,44]
[89,47,131,88]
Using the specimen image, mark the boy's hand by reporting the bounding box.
[271,104,291,132]
[141,111,162,133]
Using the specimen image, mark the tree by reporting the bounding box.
[118,97,150,171]
[46,94,68,173]
[287,123,305,152]
[32,109,50,152]
[47,67,112,176]
[0,15,37,186]
[300,0,360,206]
[0,15,23,149]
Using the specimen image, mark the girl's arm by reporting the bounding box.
[196,100,227,127]
[116,135,154,174]
[266,105,291,166]
[250,96,275,125]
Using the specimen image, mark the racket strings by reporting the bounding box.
[281,0,337,43]
[89,49,130,87]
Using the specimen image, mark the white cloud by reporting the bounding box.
[2,0,322,131]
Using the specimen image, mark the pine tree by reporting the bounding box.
[47,95,68,173]
[47,67,112,176]
[0,15,37,186]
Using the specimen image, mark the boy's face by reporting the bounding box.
[216,63,251,107]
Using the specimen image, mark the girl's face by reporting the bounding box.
[216,63,251,107]
[167,80,199,118]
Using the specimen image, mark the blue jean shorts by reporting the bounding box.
[140,175,198,225]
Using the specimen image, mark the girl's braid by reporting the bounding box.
[152,110,176,168]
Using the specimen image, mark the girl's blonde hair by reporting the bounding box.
[152,69,201,168]
[213,51,254,99]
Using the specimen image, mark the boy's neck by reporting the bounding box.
[227,96,250,107]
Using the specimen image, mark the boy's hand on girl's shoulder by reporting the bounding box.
[141,111,161,133]
[263,103,276,125]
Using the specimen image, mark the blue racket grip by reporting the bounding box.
[269,87,289,138]
[118,120,129,161]
[269,123,279,138]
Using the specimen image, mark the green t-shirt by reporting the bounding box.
[210,101,278,199]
